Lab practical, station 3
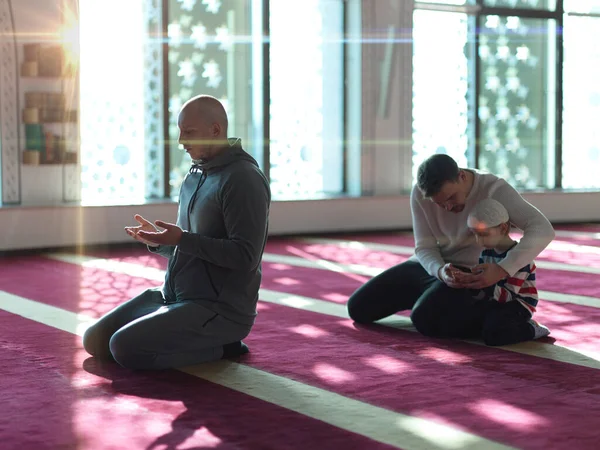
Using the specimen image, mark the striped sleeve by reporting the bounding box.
[497,262,538,313]
[504,265,533,295]
[479,249,538,313]
[493,284,513,303]
[513,263,538,313]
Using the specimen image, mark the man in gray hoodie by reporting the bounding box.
[82,95,271,370]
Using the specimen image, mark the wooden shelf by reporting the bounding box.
[22,163,78,167]
[21,76,75,80]
[18,42,81,206]
[22,121,78,125]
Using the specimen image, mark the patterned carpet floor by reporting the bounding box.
[1,224,599,450]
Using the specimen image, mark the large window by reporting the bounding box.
[166,0,264,198]
[416,0,476,4]
[564,0,600,14]
[77,0,347,205]
[412,9,475,183]
[79,0,163,204]
[561,12,600,189]
[71,0,600,208]
[269,0,345,199]
[478,15,556,189]
[412,1,596,192]
[483,0,556,10]
[79,0,147,203]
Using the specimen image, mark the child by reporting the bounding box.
[460,198,551,346]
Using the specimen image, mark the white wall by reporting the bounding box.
[359,0,413,195]
[1,191,599,251]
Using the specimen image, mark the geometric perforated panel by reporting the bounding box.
[477,15,555,189]
[0,0,20,204]
[167,0,232,196]
[143,0,165,198]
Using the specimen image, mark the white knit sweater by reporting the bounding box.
[409,169,555,279]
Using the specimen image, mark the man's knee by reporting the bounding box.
[109,329,156,370]
[347,295,374,324]
[411,283,460,337]
[82,324,108,358]
[410,305,440,337]
[82,326,94,355]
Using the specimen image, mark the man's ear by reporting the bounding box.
[501,222,510,235]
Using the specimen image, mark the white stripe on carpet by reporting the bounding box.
[553,229,600,240]
[0,290,514,450]
[262,252,600,309]
[44,253,600,370]
[49,251,600,312]
[547,239,600,256]
[295,237,600,276]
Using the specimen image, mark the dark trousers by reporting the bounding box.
[83,288,252,370]
[347,260,534,346]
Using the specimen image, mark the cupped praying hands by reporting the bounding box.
[124,214,160,247]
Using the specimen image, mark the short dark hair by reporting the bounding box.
[416,154,460,197]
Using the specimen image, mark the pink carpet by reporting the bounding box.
[1,225,600,449]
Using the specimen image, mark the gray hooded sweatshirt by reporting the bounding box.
[150,138,271,326]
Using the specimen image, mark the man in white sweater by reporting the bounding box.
[346,154,555,338]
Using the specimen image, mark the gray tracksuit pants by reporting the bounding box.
[82,288,252,370]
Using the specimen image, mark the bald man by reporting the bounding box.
[82,95,271,370]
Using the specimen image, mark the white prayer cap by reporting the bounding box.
[468,198,509,229]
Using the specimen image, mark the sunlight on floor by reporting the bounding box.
[279,295,315,309]
[273,277,301,286]
[417,347,474,364]
[313,363,356,385]
[43,251,600,370]
[555,232,600,241]
[268,263,295,271]
[50,254,165,282]
[396,415,488,450]
[301,243,407,268]
[322,292,349,303]
[363,354,414,374]
[468,399,549,431]
[175,428,223,449]
[75,314,94,337]
[72,397,191,448]
[4,222,600,449]
[545,240,600,256]
[289,324,330,338]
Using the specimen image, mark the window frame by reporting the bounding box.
[160,0,352,200]
[415,0,565,189]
